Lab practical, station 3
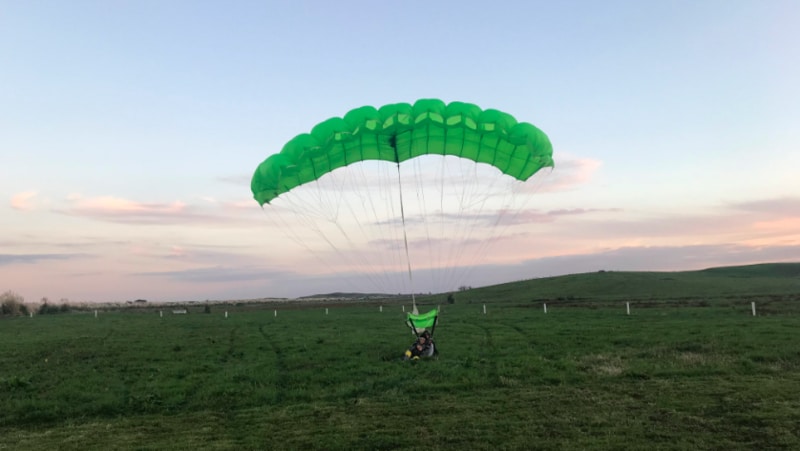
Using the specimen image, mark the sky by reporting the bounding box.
[2,0,799,304]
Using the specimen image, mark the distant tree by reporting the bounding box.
[447,293,455,304]
[1,291,26,316]
[204,304,211,314]
[38,303,65,315]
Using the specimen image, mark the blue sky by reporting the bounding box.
[2,1,799,303]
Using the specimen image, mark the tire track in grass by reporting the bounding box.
[496,320,533,344]
[224,326,241,360]
[494,318,553,354]
[495,317,575,384]
[466,312,547,387]
[258,324,288,403]
[454,320,500,386]
[100,327,115,346]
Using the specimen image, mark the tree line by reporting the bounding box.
[0,291,71,316]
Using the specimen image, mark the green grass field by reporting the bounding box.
[2,264,800,450]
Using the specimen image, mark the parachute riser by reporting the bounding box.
[392,136,417,313]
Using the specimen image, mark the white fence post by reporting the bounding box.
[274,310,277,317]
[626,302,630,315]
[94,310,98,318]
[543,303,547,314]
[325,308,329,315]
[225,311,228,318]
[379,305,383,312]
[751,301,756,316]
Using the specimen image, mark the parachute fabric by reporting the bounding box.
[407,308,438,331]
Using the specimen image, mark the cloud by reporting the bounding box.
[519,195,798,248]
[136,265,291,283]
[547,207,622,216]
[63,196,188,221]
[494,207,623,226]
[10,191,38,211]
[729,197,800,216]
[369,204,618,230]
[530,157,602,193]
[373,209,551,228]
[0,253,87,266]
[55,194,263,226]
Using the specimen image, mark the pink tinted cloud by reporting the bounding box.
[495,206,621,226]
[60,196,188,223]
[56,195,261,226]
[743,217,800,246]
[730,197,800,216]
[10,191,38,211]
[719,196,800,245]
[529,157,602,193]
[518,195,800,251]
[753,217,800,231]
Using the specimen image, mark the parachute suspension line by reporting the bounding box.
[268,166,391,295]
[334,164,397,291]
[348,161,402,291]
[392,136,417,314]
[448,158,490,290]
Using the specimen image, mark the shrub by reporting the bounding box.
[38,303,63,315]
[1,291,26,316]
[32,297,72,315]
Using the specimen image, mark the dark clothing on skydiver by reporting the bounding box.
[408,337,431,358]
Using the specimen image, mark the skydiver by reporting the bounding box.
[403,331,431,360]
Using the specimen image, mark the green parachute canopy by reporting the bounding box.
[251,99,553,205]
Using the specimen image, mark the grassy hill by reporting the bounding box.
[435,262,800,304]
